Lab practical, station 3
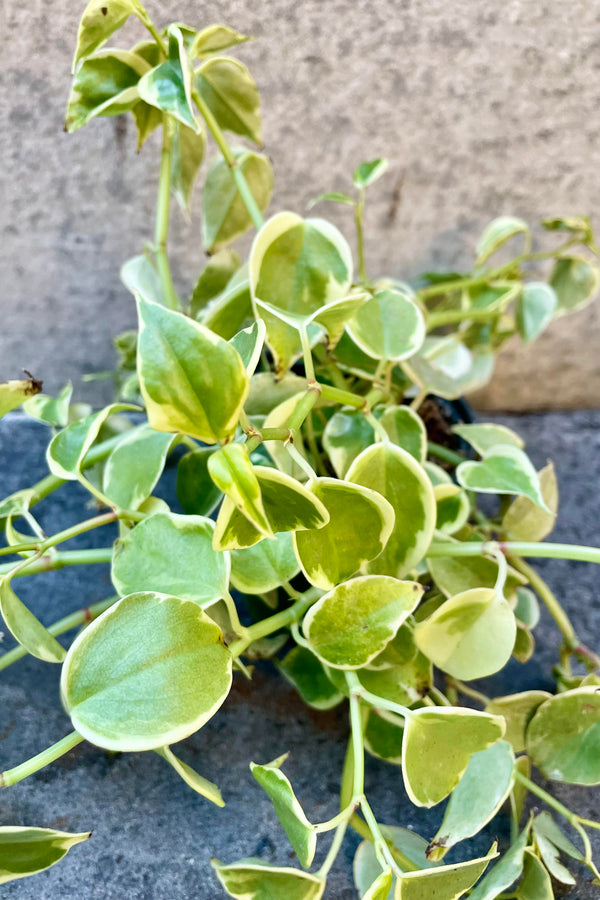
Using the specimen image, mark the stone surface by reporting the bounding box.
[0,411,599,897]
[1,0,600,410]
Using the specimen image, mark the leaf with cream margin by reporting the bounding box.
[516,282,557,343]
[138,26,200,132]
[485,691,551,753]
[293,478,395,590]
[203,149,273,253]
[550,255,600,316]
[73,0,145,67]
[475,215,529,265]
[229,319,266,376]
[136,294,249,444]
[303,575,423,669]
[230,531,300,594]
[434,484,470,535]
[456,445,550,511]
[395,845,497,900]
[208,443,272,538]
[467,827,530,900]
[402,707,505,807]
[0,826,91,885]
[347,443,436,579]
[452,423,524,456]
[379,405,427,462]
[211,858,325,900]
[346,288,425,362]
[414,588,516,680]
[526,687,600,784]
[0,578,66,664]
[47,403,139,480]
[61,592,232,752]
[251,754,316,868]
[103,425,176,511]
[155,745,224,807]
[196,56,262,145]
[502,462,558,541]
[278,646,344,711]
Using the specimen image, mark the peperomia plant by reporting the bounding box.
[1,1,600,896]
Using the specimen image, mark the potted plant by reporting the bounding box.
[1,1,600,896]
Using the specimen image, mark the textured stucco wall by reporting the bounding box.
[2,0,600,409]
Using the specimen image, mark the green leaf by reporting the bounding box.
[307,191,355,209]
[73,0,145,68]
[303,575,423,669]
[0,826,91,885]
[379,406,427,462]
[354,826,437,898]
[229,319,266,375]
[23,382,72,427]
[346,289,425,361]
[452,423,524,456]
[201,274,253,338]
[542,214,595,245]
[121,253,164,305]
[176,447,223,516]
[456,445,550,511]
[102,424,175,510]
[514,587,540,629]
[485,691,551,753]
[192,25,251,58]
[476,216,529,265]
[532,821,575,885]
[347,443,436,578]
[427,554,526,600]
[353,158,389,189]
[132,96,162,150]
[468,827,529,900]
[197,57,262,145]
[359,645,431,709]
[211,858,325,899]
[364,869,393,900]
[402,707,505,807]
[502,462,558,541]
[0,578,66,663]
[208,442,272,537]
[311,291,370,350]
[322,408,374,478]
[213,466,329,550]
[47,403,138,480]
[427,741,515,861]
[414,587,516,680]
[526,687,600,784]
[434,485,470,536]
[171,122,206,212]
[0,377,43,418]
[190,249,241,318]
[363,710,405,764]
[532,812,583,885]
[136,294,249,444]
[61,591,232,751]
[277,646,344,711]
[66,50,148,131]
[138,26,199,131]
[516,283,557,343]
[230,531,300,594]
[251,755,316,868]
[550,255,600,315]
[111,512,229,606]
[403,338,494,400]
[249,212,353,373]
[155,745,224,807]
[293,478,395,590]
[203,149,273,252]
[515,850,554,900]
[395,846,497,900]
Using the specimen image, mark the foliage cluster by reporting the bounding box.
[1,2,600,897]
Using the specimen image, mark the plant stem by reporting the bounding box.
[229,589,319,657]
[355,190,368,284]
[317,818,350,879]
[155,119,179,310]
[193,91,264,230]
[0,596,117,672]
[426,540,600,566]
[0,548,113,579]
[286,386,320,434]
[0,731,84,788]
[507,555,579,650]
[318,382,364,409]
[427,305,505,330]
[0,511,120,559]
[427,440,465,466]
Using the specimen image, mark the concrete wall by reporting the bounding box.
[2,0,599,409]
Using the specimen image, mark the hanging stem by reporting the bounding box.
[0,548,113,579]
[426,540,600,566]
[507,555,580,650]
[155,118,179,310]
[0,731,84,788]
[193,91,264,231]
[229,588,320,657]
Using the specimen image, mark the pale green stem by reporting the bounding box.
[410,387,428,412]
[299,325,317,384]
[318,382,364,409]
[314,804,356,834]
[229,589,319,657]
[0,548,113,579]
[0,596,117,672]
[364,409,389,443]
[445,678,489,707]
[507,555,579,650]
[427,540,600,566]
[193,91,264,230]
[427,440,465,466]
[355,191,368,284]
[427,305,504,330]
[155,119,179,310]
[0,511,121,560]
[285,387,321,433]
[286,443,317,481]
[0,731,84,788]
[245,427,291,454]
[317,817,350,879]
[222,590,250,640]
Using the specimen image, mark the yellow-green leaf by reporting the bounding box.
[0,826,91,885]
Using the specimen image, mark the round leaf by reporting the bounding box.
[111,512,229,606]
[379,405,427,462]
[526,687,600,784]
[103,424,176,511]
[485,691,551,753]
[230,531,300,594]
[303,575,423,669]
[61,592,232,751]
[277,646,344,711]
[322,408,375,478]
[502,462,558,542]
[476,216,529,264]
[346,289,425,362]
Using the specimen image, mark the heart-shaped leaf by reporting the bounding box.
[526,687,600,784]
[23,382,72,428]
[47,403,139,480]
[73,0,145,67]
[229,320,266,376]
[502,462,558,541]
[516,282,557,343]
[136,295,249,444]
[213,466,329,550]
[516,850,553,900]
[363,709,405,764]
[208,443,272,538]
[66,50,148,131]
[346,289,425,362]
[550,255,600,315]
[197,56,262,144]
[155,745,224,807]
[403,338,494,400]
[456,445,550,511]
[0,826,91,885]
[278,646,344,711]
[211,858,325,899]
[190,248,241,318]
[138,26,199,131]
[171,121,206,212]
[61,592,232,751]
[353,158,389,189]
[427,554,526,600]
[192,25,251,58]
[476,216,529,264]
[293,479,395,589]
[402,707,505,807]
[427,741,515,860]
[303,575,423,669]
[485,691,551,753]
[121,253,164,304]
[103,425,176,511]
[414,588,516,680]
[323,408,375,478]
[452,423,524,456]
[434,485,470,535]
[203,150,273,252]
[396,846,497,900]
[230,531,300,594]
[251,754,316,868]
[379,406,427,462]
[111,512,229,605]
[354,825,438,898]
[347,443,436,578]
[0,578,66,664]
